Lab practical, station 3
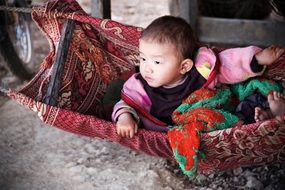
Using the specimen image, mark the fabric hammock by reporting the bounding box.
[6,0,285,174]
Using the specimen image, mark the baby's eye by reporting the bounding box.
[154,61,161,64]
[140,57,146,62]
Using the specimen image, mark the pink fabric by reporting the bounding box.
[113,73,169,131]
[218,46,263,83]
[122,74,152,110]
[195,46,263,87]
[112,74,152,123]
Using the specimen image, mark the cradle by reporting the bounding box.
[6,0,285,174]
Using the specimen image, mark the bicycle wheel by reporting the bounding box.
[0,0,34,80]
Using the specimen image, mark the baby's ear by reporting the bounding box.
[180,59,193,74]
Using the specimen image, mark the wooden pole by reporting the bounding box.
[91,0,111,19]
[44,19,75,106]
[169,0,198,29]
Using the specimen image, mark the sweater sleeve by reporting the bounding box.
[111,100,140,123]
[217,46,264,84]
[111,73,151,123]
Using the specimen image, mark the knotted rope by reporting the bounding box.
[0,5,32,13]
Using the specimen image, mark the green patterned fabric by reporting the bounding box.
[168,78,282,179]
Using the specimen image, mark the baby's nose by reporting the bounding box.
[144,63,153,73]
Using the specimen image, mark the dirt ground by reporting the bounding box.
[0,1,284,190]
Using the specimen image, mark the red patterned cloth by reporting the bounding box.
[8,0,285,174]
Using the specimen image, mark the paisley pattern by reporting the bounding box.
[200,118,285,172]
[7,0,285,174]
[30,0,138,114]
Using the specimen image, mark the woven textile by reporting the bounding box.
[169,79,282,179]
[7,0,285,174]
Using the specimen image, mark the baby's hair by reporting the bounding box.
[140,15,198,60]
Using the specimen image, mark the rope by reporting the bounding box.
[0,84,8,96]
[0,5,32,13]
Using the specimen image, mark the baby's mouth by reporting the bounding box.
[144,76,154,82]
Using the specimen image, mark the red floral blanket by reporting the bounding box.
[7,0,285,174]
[169,79,282,179]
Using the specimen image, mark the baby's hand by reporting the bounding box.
[255,46,284,65]
[116,113,138,138]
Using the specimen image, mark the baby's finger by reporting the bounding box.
[116,127,121,136]
[120,129,126,137]
[125,130,131,138]
[122,129,128,137]
[134,124,138,134]
[129,130,132,138]
[129,130,133,138]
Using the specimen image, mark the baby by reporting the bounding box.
[112,15,284,138]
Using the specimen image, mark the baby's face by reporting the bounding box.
[139,39,184,88]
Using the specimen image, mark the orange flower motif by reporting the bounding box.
[168,122,202,170]
[169,107,225,170]
[172,107,225,131]
[183,88,216,105]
